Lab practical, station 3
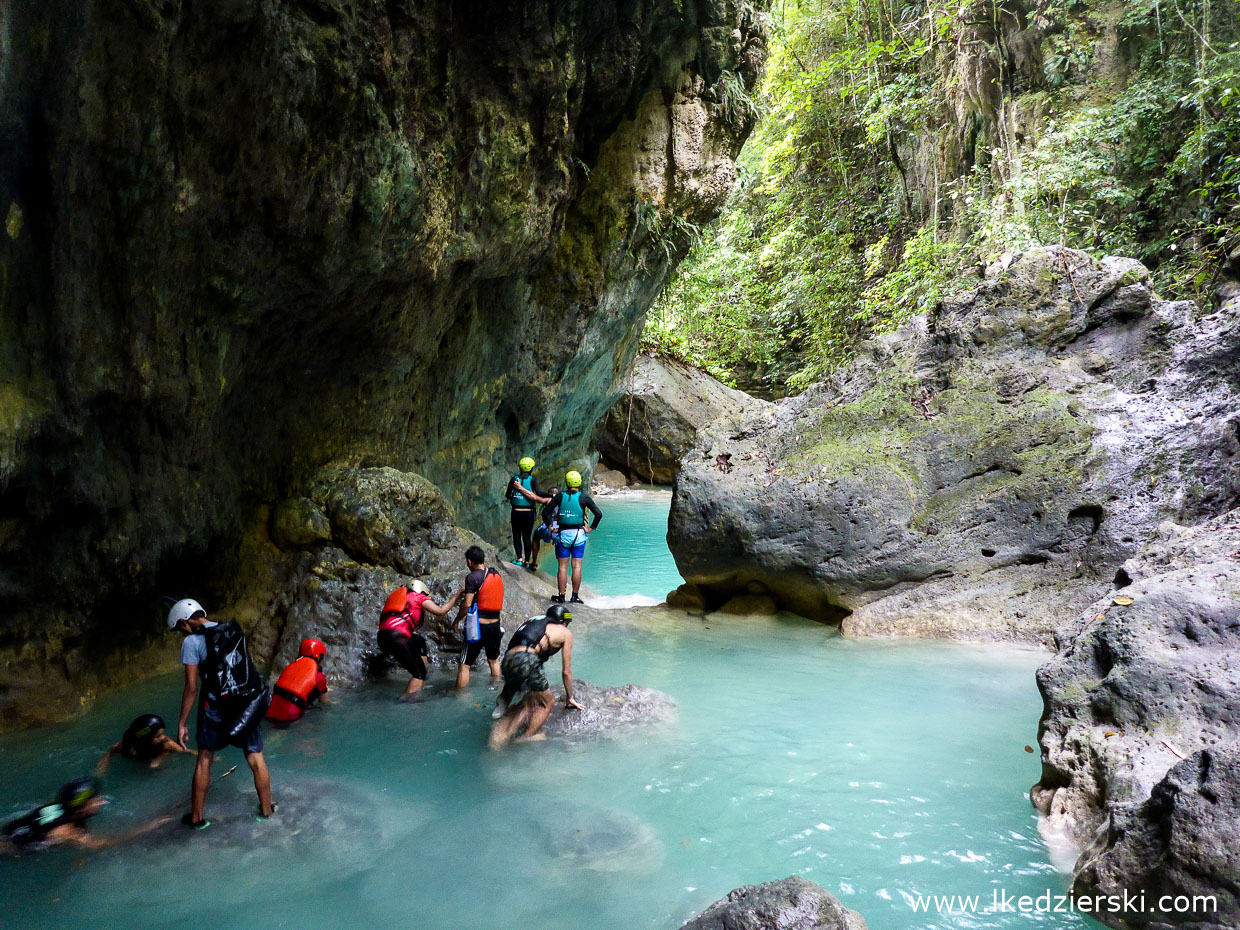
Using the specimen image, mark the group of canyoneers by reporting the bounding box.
[1,458,602,852]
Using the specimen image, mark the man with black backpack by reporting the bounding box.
[169,598,274,829]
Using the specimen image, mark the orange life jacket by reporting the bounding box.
[475,569,504,615]
[267,657,322,721]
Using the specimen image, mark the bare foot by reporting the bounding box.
[515,732,548,743]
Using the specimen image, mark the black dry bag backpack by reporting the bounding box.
[203,621,270,736]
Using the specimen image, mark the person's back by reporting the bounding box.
[491,605,582,747]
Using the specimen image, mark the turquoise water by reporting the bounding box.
[0,497,1092,930]
[536,490,684,603]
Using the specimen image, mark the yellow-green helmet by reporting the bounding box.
[519,456,535,473]
[565,470,583,488]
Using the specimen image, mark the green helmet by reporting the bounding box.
[565,470,582,488]
[519,456,535,473]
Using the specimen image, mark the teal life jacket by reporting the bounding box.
[557,489,585,527]
[510,474,533,508]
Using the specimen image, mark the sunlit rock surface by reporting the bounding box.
[679,877,868,930]
[669,249,1240,643]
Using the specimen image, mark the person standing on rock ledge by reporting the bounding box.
[549,471,602,604]
[168,599,274,829]
[505,456,551,569]
[528,485,560,573]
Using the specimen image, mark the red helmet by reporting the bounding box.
[298,638,326,660]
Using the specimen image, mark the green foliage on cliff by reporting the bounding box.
[647,0,1240,394]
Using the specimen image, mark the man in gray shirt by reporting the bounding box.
[168,599,274,828]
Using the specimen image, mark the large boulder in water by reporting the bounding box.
[594,354,770,484]
[668,248,1240,643]
[1032,512,1240,927]
[680,877,868,930]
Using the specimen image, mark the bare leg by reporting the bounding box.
[557,557,569,597]
[456,663,471,688]
[530,539,541,568]
[401,677,425,699]
[488,658,501,679]
[191,749,213,821]
[517,690,555,740]
[246,751,273,816]
[489,700,533,751]
[571,557,583,597]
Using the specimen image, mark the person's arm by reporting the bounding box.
[420,594,462,618]
[159,735,194,756]
[560,632,583,710]
[58,813,175,851]
[454,591,475,631]
[583,494,603,532]
[177,664,199,749]
[96,742,123,774]
[527,477,551,505]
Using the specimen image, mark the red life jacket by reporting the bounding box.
[379,587,430,637]
[266,657,323,722]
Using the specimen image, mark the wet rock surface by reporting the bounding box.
[539,679,676,740]
[668,249,1240,642]
[1033,512,1240,928]
[595,354,770,484]
[679,877,868,930]
[0,0,766,728]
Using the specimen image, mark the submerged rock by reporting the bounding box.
[1033,512,1240,927]
[542,804,663,874]
[539,680,676,741]
[595,354,770,484]
[668,248,1240,643]
[679,877,868,930]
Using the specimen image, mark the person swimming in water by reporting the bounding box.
[1,777,170,854]
[266,639,332,725]
[97,714,194,772]
[489,604,583,750]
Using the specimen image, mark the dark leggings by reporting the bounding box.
[511,508,536,561]
[377,629,428,680]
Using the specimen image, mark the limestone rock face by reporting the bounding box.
[0,0,767,726]
[1033,513,1240,928]
[679,877,868,930]
[595,354,770,484]
[232,463,551,688]
[668,249,1240,642]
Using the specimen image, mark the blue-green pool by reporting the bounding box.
[0,495,1091,929]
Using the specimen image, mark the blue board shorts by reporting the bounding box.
[555,527,588,559]
[534,523,555,544]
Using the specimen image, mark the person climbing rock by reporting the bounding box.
[97,714,193,772]
[548,471,603,604]
[1,777,171,854]
[528,485,560,572]
[265,639,332,725]
[169,598,274,828]
[377,581,460,701]
[452,546,505,689]
[505,456,551,568]
[489,604,583,750]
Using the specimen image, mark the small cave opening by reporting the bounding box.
[1114,567,1133,588]
[1067,503,1104,535]
[981,547,997,557]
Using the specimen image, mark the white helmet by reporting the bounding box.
[167,598,206,629]
[408,580,429,595]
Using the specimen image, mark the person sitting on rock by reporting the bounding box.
[266,639,332,725]
[528,485,560,573]
[451,546,505,689]
[377,581,461,702]
[548,471,603,604]
[505,456,552,569]
[1,777,171,854]
[97,714,193,772]
[489,604,583,750]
